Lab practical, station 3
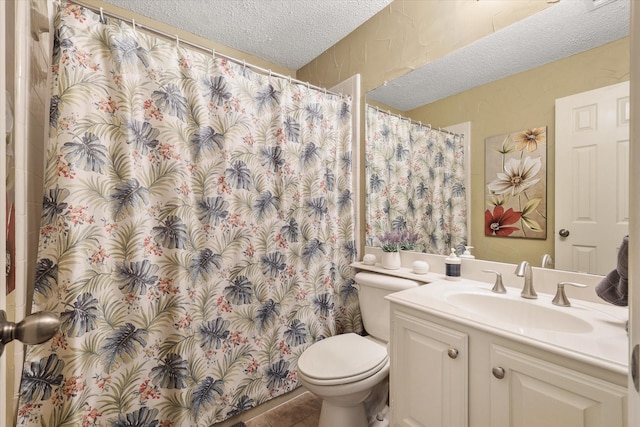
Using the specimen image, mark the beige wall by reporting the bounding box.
[410,38,629,265]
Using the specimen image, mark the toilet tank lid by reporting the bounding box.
[355,272,420,291]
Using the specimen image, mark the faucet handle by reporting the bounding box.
[482,269,506,294]
[552,281,587,307]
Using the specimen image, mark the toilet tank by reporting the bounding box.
[355,272,420,343]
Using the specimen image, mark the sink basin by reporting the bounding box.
[445,292,594,334]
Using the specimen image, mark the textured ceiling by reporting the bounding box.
[368,0,630,110]
[102,0,393,70]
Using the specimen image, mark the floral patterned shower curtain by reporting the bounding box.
[365,105,467,254]
[18,3,359,426]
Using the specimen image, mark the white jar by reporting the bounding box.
[412,260,429,274]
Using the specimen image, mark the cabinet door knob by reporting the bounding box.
[447,348,459,359]
[492,366,505,379]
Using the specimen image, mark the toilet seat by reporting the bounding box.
[298,333,388,386]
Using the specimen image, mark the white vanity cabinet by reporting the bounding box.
[389,302,628,427]
[390,307,468,427]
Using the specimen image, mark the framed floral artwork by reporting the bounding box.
[485,127,547,239]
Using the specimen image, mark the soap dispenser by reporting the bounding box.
[459,246,475,259]
[445,248,461,280]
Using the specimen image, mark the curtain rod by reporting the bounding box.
[368,105,464,139]
[61,0,344,99]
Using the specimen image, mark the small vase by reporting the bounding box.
[381,251,401,270]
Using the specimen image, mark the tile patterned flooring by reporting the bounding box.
[245,391,322,427]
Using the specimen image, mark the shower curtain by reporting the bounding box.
[365,105,467,254]
[17,3,360,426]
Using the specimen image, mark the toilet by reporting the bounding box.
[297,272,420,427]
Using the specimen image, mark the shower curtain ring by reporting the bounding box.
[132,19,136,33]
[99,7,105,23]
[212,49,215,59]
[242,60,246,71]
[176,35,180,47]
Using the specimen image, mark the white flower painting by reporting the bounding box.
[485,127,547,239]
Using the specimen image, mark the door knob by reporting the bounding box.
[559,229,570,237]
[0,310,60,356]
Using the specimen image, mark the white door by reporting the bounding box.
[1,1,8,423]
[629,3,640,425]
[555,81,629,275]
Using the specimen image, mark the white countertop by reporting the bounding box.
[386,278,629,375]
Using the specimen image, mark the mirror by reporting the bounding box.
[365,0,630,272]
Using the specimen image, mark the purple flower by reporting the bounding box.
[378,230,403,252]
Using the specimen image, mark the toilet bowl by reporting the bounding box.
[297,272,420,427]
[297,333,389,427]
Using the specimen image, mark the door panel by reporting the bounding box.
[490,345,627,427]
[555,81,629,275]
[391,309,468,427]
[1,0,8,423]
[629,3,640,425]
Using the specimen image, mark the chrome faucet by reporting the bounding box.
[552,281,587,307]
[482,269,506,294]
[541,253,553,269]
[515,261,537,299]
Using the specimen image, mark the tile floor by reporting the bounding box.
[245,391,322,427]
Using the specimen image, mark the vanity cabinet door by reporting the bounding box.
[390,307,468,427]
[490,345,627,427]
